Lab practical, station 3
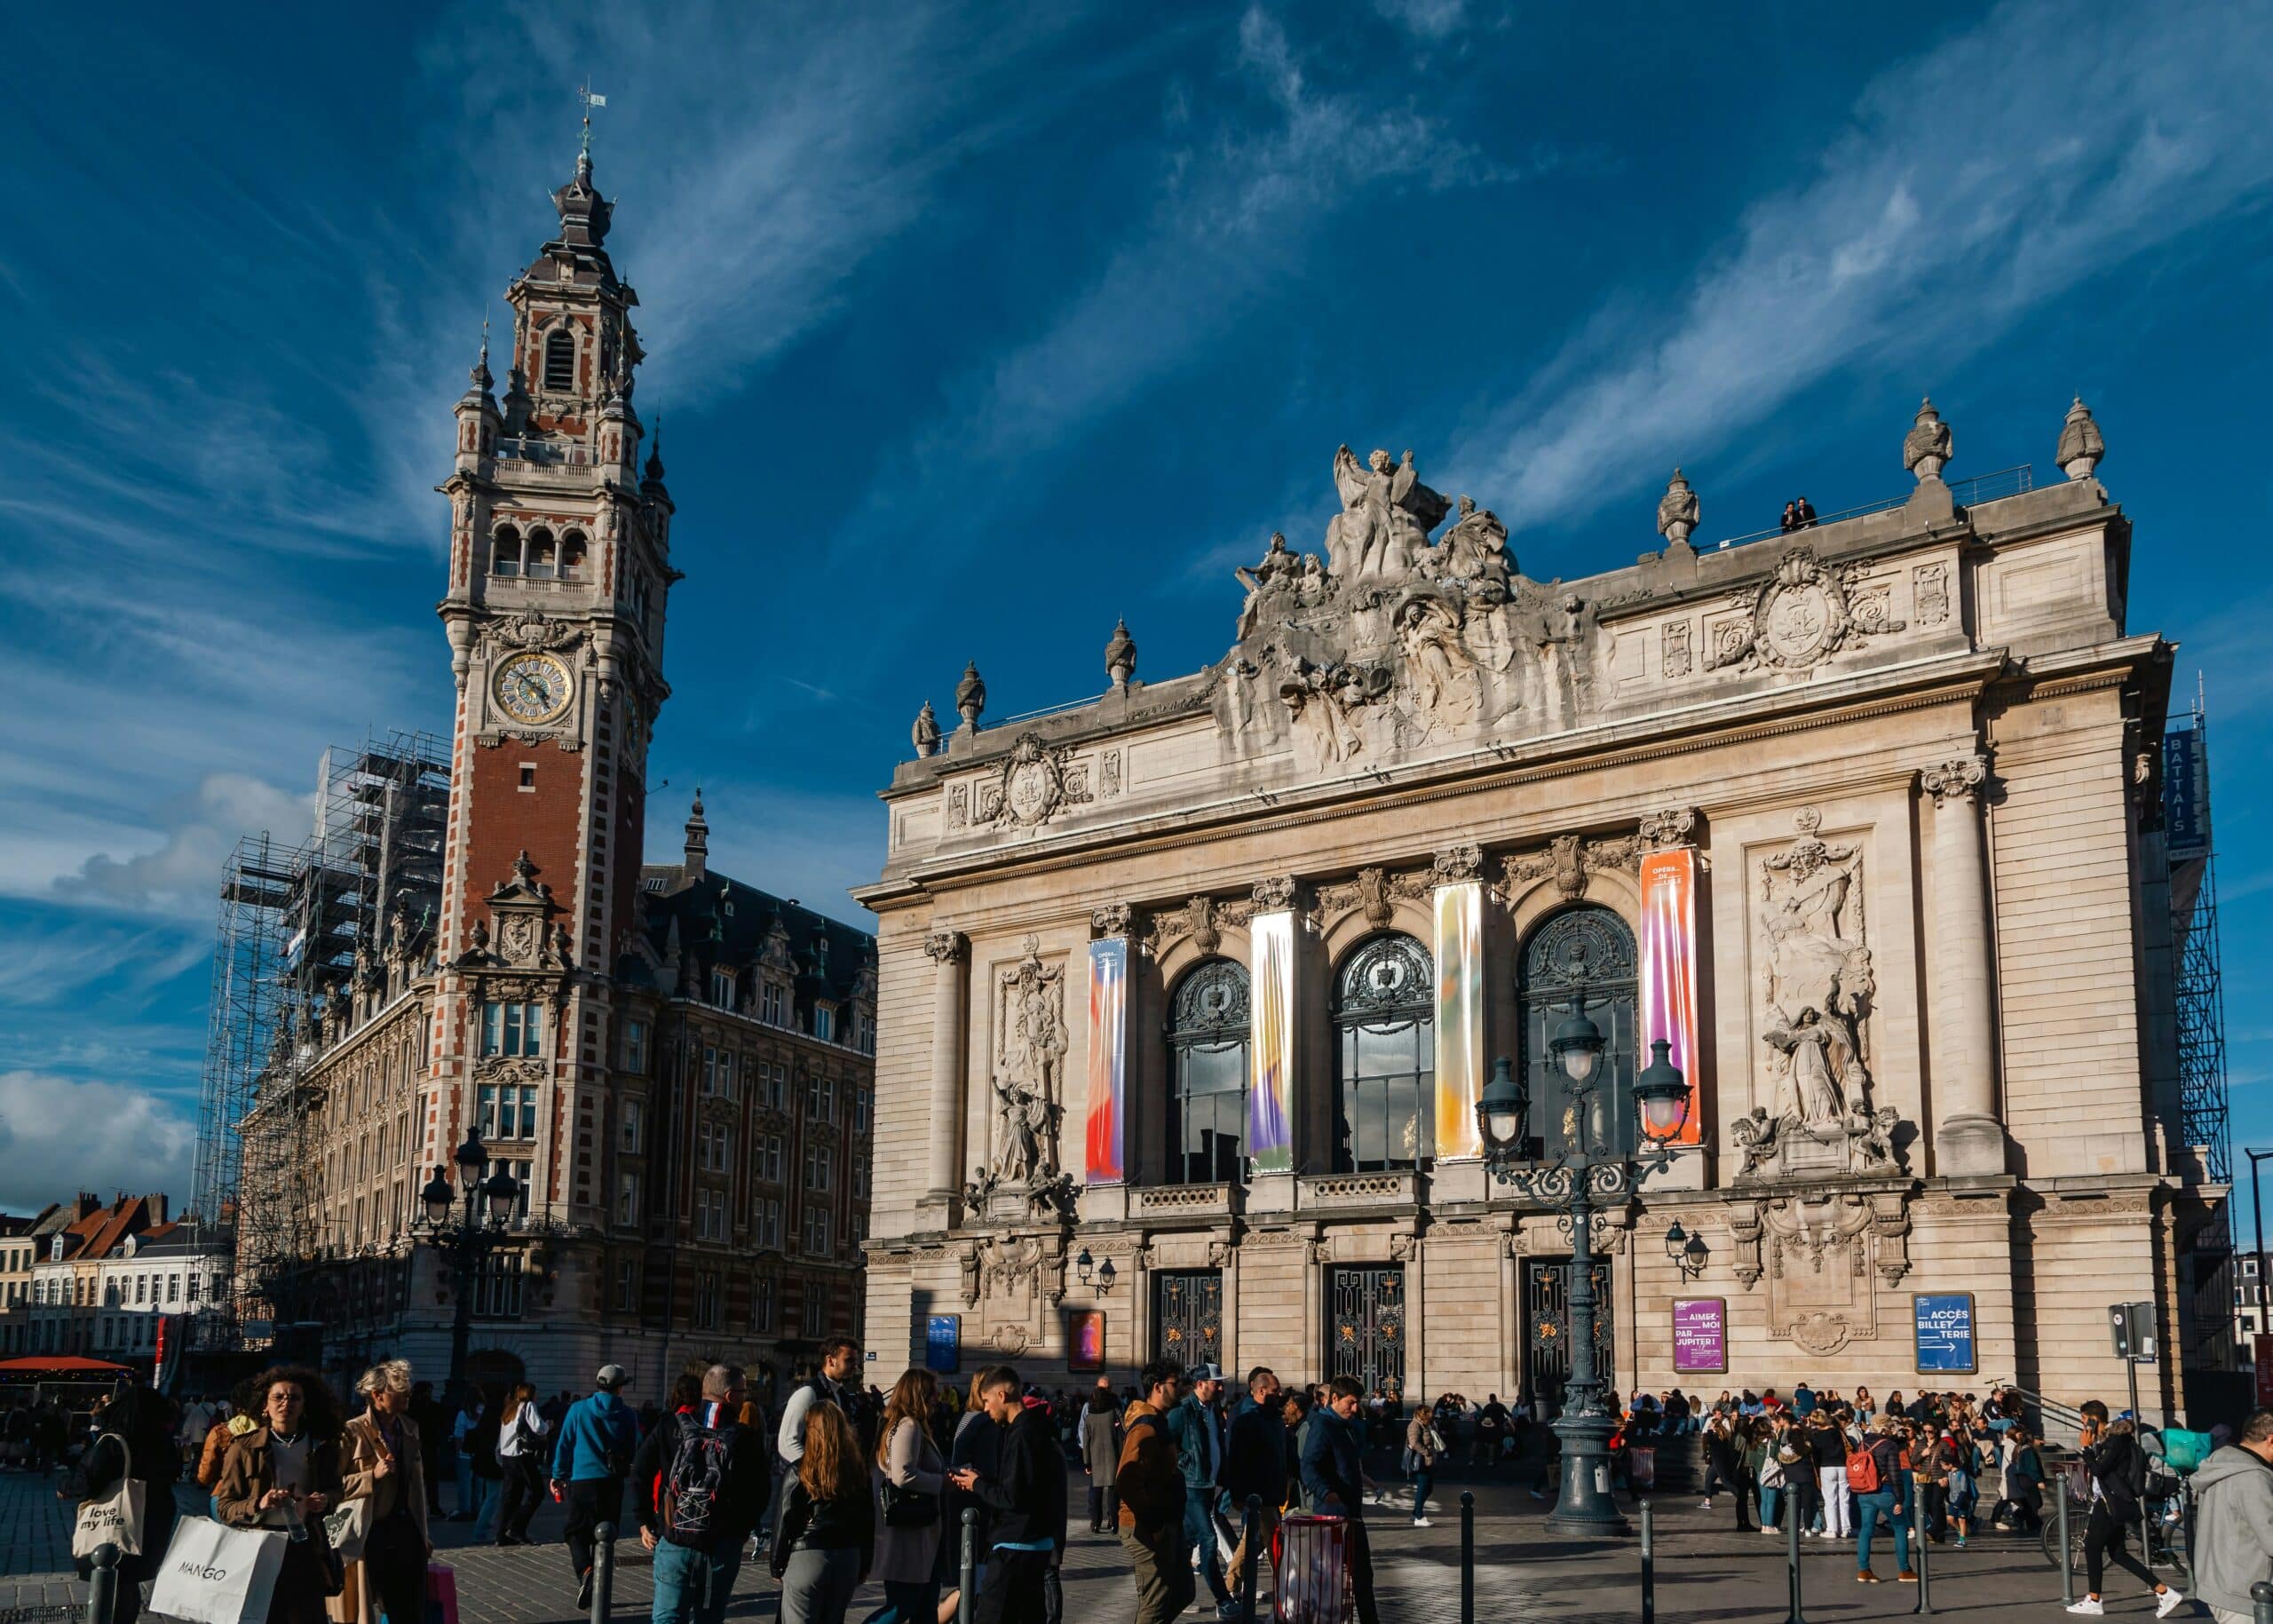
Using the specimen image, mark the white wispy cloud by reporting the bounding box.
[1453,0,2273,527]
[0,1071,197,1212]
[1373,0,1469,42]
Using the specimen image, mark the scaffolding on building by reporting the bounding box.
[2166,693,2229,1186]
[191,729,450,1334]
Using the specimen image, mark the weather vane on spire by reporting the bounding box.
[578,82,607,163]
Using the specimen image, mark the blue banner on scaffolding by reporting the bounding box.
[2165,725,2207,860]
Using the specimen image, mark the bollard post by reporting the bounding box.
[2250,1578,2273,1624]
[1461,1491,1476,1624]
[1237,1494,1262,1624]
[959,1507,978,1624]
[1783,1500,1807,1624]
[1639,1499,1656,1624]
[590,1520,615,1624]
[84,1542,118,1624]
[2056,1480,2073,1606]
[1911,1491,1932,1616]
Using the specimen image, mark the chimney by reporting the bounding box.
[684,789,709,880]
[145,1193,169,1226]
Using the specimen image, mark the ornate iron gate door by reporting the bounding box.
[1522,1257,1614,1414]
[1152,1269,1224,1367]
[1327,1265,1406,1397]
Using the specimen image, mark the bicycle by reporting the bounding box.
[2039,1459,2190,1582]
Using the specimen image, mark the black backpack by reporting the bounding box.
[661,1413,734,1540]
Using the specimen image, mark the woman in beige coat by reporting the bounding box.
[862,1369,946,1624]
[330,1360,430,1624]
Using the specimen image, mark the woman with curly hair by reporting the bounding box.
[332,1360,429,1624]
[215,1367,346,1624]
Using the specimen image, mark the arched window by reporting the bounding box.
[524,527,557,579]
[559,529,588,581]
[1333,933,1435,1171]
[489,526,522,576]
[543,328,576,392]
[1517,906,1640,1161]
[1166,958,1250,1184]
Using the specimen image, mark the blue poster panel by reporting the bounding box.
[1913,1294,1976,1374]
[925,1314,961,1374]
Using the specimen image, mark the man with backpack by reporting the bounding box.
[1116,1359,1193,1624]
[551,1364,640,1610]
[634,1365,771,1624]
[1848,1418,1913,1584]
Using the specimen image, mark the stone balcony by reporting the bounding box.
[1296,1170,1421,1213]
[1129,1182,1241,1223]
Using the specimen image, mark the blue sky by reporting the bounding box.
[6,0,2273,1226]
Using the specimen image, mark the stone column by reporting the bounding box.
[923,931,970,1201]
[1921,757,2006,1176]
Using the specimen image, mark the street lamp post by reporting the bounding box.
[1476,1003,1691,1538]
[416,1129,521,1407]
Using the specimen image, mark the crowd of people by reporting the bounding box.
[31,1356,2273,1624]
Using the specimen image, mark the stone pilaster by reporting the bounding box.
[1921,757,2006,1176]
[923,931,970,1203]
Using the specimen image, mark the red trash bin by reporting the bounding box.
[1276,1513,1353,1623]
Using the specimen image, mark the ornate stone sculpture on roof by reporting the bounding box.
[1656,468,1700,546]
[1903,397,1953,482]
[2056,397,2105,482]
[1327,447,1451,586]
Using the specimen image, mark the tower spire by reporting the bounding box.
[578,83,606,174]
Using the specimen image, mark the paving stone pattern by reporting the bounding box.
[0,1466,2180,1622]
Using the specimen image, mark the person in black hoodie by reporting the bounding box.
[1219,1368,1286,1607]
[949,1368,1066,1624]
[635,1366,772,1624]
[62,1384,179,1624]
[2073,1407,2183,1616]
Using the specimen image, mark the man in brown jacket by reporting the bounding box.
[1117,1359,1194,1624]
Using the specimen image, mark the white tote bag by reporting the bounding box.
[323,1497,370,1565]
[149,1516,287,1624]
[71,1435,147,1557]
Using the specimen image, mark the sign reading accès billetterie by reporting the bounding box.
[1913,1293,1976,1374]
[925,1315,961,1374]
[1672,1297,1727,1374]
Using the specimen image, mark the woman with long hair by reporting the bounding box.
[215,1366,347,1624]
[771,1400,874,1624]
[491,1382,550,1547]
[62,1384,180,1624]
[334,1360,428,1624]
[861,1370,945,1624]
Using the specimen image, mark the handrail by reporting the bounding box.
[1707,464,2034,552]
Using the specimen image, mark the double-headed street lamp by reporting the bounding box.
[1477,999,1691,1538]
[417,1129,522,1406]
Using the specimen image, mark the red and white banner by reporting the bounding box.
[1639,848,1703,1145]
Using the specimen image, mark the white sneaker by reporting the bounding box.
[1411,1517,1432,1528]
[2155,1590,2187,1619]
[1699,1499,1714,1509]
[2065,1600,2104,1616]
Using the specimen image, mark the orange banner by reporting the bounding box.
[1639,848,1702,1145]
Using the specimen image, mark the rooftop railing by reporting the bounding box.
[493,436,593,467]
[1708,464,2033,551]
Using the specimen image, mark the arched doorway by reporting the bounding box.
[463,1347,526,1402]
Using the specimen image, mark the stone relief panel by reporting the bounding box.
[1500,833,1643,906]
[1725,1190,1914,1357]
[1663,620,1693,678]
[1731,809,1905,1183]
[1913,562,1951,627]
[978,939,1068,1192]
[970,734,1093,830]
[1707,546,1907,673]
[1315,867,1431,931]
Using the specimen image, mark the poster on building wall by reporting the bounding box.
[926,1315,961,1374]
[1066,1310,1106,1372]
[1433,882,1485,1160]
[1913,1294,1976,1374]
[1249,910,1295,1173]
[2164,722,2209,860]
[1638,848,1703,1145]
[1084,937,1128,1184]
[1672,1297,1726,1374]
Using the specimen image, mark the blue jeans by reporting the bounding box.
[1760,1484,1782,1529]
[472,1477,499,1541]
[650,1540,741,1624]
[1855,1490,1910,1573]
[1184,1486,1229,1606]
[858,1578,941,1624]
[455,1455,475,1515]
[1409,1469,1435,1522]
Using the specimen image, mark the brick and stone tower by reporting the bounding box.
[427,142,677,1232]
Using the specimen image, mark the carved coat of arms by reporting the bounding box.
[1710,548,1905,673]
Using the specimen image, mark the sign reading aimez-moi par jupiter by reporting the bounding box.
[1638,847,1703,1145]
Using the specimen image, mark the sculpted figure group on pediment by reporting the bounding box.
[1216,445,1620,772]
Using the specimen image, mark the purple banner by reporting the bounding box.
[1673,1297,1726,1374]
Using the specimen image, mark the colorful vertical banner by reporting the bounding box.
[1084,937,1129,1184]
[1248,910,1295,1173]
[1638,848,1702,1145]
[1432,882,1485,1159]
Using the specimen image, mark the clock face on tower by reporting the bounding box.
[493,651,574,725]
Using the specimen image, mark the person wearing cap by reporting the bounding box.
[551,1365,639,1610]
[1168,1364,1236,1620]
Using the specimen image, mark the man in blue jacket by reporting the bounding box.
[1300,1376,1380,1624]
[1168,1365,1236,1620]
[550,1364,639,1609]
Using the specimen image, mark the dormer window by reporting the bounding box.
[543,328,576,392]
[710,968,734,1010]
[813,1003,835,1044]
[491,527,522,577]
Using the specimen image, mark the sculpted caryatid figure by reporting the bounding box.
[1327,446,1450,586]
